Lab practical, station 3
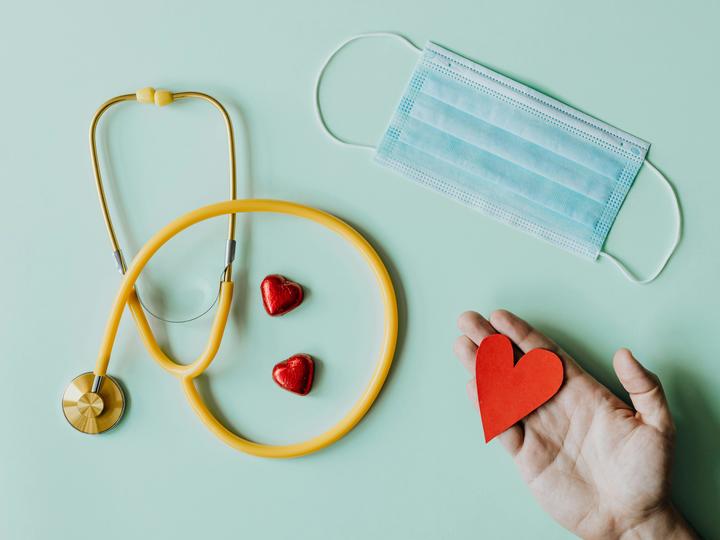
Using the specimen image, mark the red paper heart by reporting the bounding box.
[272,354,314,395]
[476,334,563,442]
[261,274,304,316]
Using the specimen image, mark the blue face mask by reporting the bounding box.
[315,33,681,284]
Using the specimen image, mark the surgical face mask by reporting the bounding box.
[314,33,681,284]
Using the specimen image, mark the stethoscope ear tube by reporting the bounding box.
[89,88,238,321]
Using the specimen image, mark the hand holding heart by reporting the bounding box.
[453,310,696,540]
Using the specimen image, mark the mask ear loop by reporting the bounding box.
[314,32,421,150]
[599,159,682,284]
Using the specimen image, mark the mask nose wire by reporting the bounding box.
[314,32,421,150]
[599,159,682,284]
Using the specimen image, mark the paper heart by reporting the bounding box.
[272,354,314,395]
[476,334,563,442]
[261,274,304,316]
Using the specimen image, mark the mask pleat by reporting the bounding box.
[399,115,604,229]
[410,92,615,204]
[381,139,600,248]
[421,72,628,182]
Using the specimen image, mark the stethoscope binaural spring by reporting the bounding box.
[91,88,238,322]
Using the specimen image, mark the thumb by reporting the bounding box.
[613,348,674,434]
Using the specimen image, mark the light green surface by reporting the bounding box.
[1,1,718,538]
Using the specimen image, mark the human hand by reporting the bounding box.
[453,310,697,540]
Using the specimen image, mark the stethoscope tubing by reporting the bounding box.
[95,198,398,458]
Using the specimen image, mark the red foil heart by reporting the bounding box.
[272,354,314,395]
[476,334,563,442]
[261,274,304,316]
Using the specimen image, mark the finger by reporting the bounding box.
[453,335,477,374]
[498,425,524,456]
[613,349,674,434]
[489,309,582,377]
[457,311,496,345]
[489,309,561,353]
[466,379,524,455]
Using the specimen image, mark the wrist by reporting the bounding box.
[619,505,697,540]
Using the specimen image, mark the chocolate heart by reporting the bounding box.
[272,354,314,395]
[261,274,304,316]
[476,334,563,442]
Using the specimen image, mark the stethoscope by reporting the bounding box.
[62,88,398,458]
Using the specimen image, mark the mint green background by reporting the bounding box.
[1,1,718,538]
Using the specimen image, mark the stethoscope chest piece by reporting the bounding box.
[62,372,125,434]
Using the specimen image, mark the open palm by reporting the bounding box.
[453,310,695,540]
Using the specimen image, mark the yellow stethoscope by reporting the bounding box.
[62,88,398,458]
